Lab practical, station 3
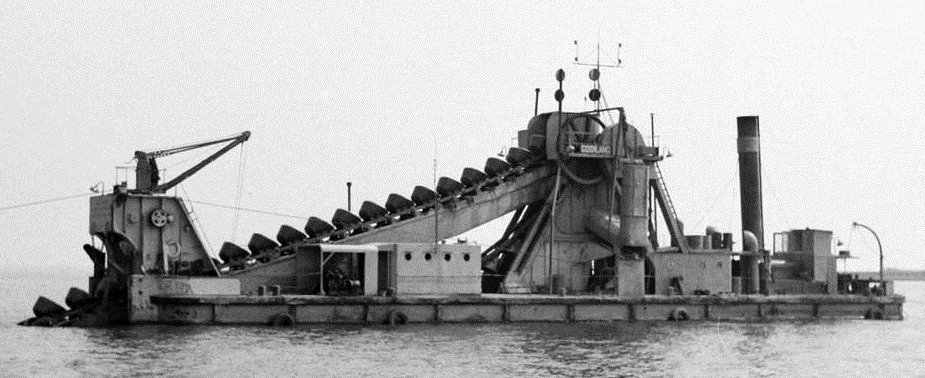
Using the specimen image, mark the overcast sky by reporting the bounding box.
[2,2,923,274]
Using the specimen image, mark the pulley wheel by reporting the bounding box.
[150,209,170,228]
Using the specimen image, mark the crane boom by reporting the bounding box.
[132,131,250,193]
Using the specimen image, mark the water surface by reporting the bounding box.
[2,272,921,377]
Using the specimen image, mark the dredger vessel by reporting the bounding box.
[20,71,903,327]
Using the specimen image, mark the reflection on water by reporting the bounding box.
[2,277,924,377]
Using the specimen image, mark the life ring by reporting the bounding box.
[385,310,408,326]
[269,312,295,326]
[669,307,690,321]
[864,308,884,320]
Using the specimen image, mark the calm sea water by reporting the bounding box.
[1,271,922,378]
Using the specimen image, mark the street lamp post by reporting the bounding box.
[852,221,883,284]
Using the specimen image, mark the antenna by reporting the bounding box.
[574,40,621,68]
[574,41,622,113]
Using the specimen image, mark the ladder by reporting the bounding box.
[652,162,690,253]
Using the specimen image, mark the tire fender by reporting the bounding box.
[269,312,295,326]
[669,307,690,321]
[385,310,408,326]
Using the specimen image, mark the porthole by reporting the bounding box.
[405,252,412,261]
[444,253,451,261]
[463,253,471,261]
[425,253,432,261]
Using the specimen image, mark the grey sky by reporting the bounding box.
[2,2,923,274]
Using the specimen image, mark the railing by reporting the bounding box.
[652,162,689,253]
[654,163,679,224]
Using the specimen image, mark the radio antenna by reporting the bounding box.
[574,41,621,67]
[574,40,621,114]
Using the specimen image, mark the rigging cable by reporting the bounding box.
[231,142,247,242]
[162,143,225,170]
[692,174,736,232]
[145,132,243,158]
[179,184,214,257]
[762,163,793,228]
[0,192,93,211]
[184,199,308,220]
[599,92,617,125]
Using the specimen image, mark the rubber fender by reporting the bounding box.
[669,307,690,321]
[269,312,295,327]
[385,310,409,326]
[864,308,884,320]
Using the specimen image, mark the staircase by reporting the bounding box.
[651,162,690,253]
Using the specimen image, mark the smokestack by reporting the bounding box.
[737,116,764,247]
[737,116,764,294]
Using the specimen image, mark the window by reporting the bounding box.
[644,258,656,295]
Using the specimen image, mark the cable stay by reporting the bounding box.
[692,174,737,232]
[179,183,214,257]
[185,199,309,220]
[0,192,94,211]
[231,141,247,242]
